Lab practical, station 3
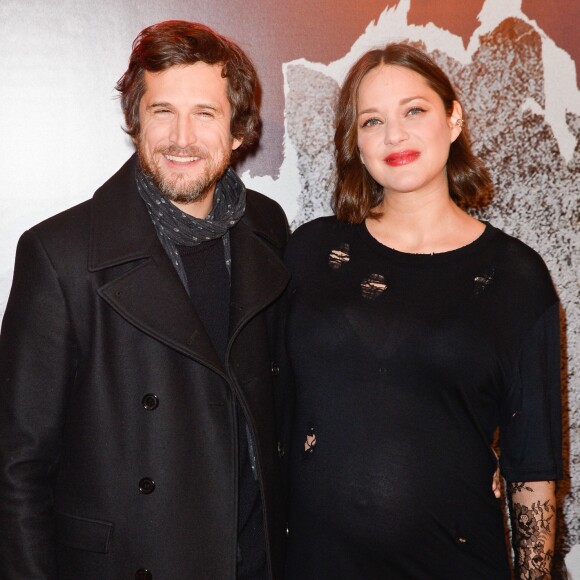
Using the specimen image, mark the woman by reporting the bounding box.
[284,43,562,579]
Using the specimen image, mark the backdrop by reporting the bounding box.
[1,0,578,575]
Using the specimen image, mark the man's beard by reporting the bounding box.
[137,143,231,205]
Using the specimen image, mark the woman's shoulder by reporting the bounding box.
[486,223,552,275]
[292,214,344,235]
[288,215,350,249]
[285,215,354,269]
[484,222,558,304]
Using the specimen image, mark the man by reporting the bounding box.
[0,21,290,579]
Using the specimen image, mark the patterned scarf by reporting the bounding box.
[135,165,247,292]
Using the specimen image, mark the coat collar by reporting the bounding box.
[90,155,289,375]
[88,155,158,271]
[89,154,287,269]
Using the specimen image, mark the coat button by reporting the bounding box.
[271,361,280,376]
[135,570,152,580]
[277,441,285,458]
[139,478,155,494]
[142,394,159,411]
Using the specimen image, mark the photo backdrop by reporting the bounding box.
[1,0,578,574]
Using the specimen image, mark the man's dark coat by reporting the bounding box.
[0,155,291,579]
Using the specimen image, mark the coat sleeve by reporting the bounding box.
[0,229,77,579]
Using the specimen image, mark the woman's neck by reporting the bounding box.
[366,191,484,254]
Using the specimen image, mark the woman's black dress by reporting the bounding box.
[284,217,562,579]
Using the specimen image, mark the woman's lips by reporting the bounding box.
[384,150,420,166]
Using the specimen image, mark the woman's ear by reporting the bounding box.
[449,100,464,143]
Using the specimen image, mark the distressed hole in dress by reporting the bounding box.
[328,244,351,269]
[474,268,495,295]
[304,425,317,453]
[361,273,387,300]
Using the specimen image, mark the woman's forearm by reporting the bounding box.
[508,480,557,579]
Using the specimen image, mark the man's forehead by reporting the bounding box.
[143,62,225,82]
[140,63,229,104]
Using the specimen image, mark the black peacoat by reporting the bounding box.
[0,155,291,579]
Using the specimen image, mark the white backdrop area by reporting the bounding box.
[1,0,579,575]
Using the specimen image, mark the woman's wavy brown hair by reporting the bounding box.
[333,42,493,223]
[116,20,260,155]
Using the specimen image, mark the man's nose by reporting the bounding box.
[170,115,197,148]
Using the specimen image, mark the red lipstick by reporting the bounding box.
[384,150,420,166]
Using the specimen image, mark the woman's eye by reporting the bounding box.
[361,118,381,128]
[407,107,425,116]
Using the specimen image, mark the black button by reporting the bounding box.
[271,361,280,376]
[277,441,285,458]
[142,394,159,411]
[139,478,155,494]
[135,570,152,580]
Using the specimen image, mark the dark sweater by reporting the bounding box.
[180,238,267,579]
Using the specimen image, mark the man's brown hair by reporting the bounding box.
[116,20,260,154]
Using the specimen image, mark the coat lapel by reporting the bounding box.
[228,213,289,345]
[89,155,226,378]
[87,157,289,376]
[98,243,226,376]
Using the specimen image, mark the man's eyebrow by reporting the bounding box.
[148,101,172,109]
[148,102,220,109]
[193,103,220,112]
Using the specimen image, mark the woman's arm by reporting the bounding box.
[508,480,557,579]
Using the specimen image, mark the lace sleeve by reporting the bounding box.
[508,480,557,579]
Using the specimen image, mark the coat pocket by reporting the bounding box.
[55,511,114,553]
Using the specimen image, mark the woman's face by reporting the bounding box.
[356,64,462,200]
